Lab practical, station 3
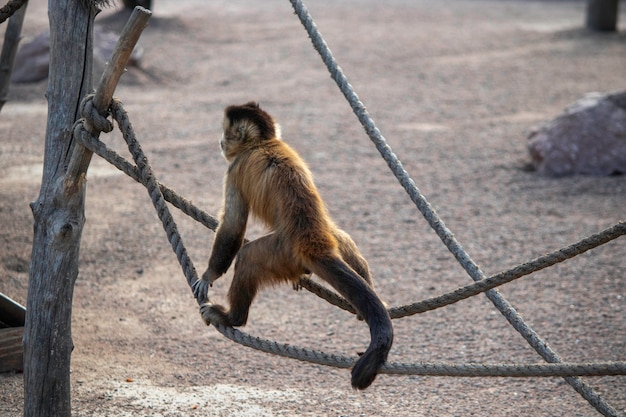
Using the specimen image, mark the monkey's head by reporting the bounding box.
[221,102,281,161]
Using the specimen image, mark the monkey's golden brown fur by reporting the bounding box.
[193,102,393,390]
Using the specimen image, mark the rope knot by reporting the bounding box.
[79,93,114,133]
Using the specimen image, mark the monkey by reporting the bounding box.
[193,102,393,390]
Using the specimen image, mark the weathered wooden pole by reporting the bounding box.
[24,1,150,416]
[586,0,619,31]
[24,1,98,415]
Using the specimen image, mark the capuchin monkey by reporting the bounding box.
[193,102,393,390]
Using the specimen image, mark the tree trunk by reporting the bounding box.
[23,1,97,416]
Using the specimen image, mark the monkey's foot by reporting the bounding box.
[199,302,231,326]
[292,271,313,291]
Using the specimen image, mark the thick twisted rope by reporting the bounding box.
[74,111,219,232]
[110,100,200,291]
[289,1,621,415]
[73,95,626,387]
[290,0,484,282]
[216,323,626,378]
[299,221,626,318]
[73,95,204,296]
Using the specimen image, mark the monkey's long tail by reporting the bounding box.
[308,257,393,390]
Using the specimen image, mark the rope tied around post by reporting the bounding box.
[78,94,114,134]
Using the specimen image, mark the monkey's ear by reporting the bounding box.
[274,122,282,140]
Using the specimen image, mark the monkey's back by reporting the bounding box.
[231,140,338,259]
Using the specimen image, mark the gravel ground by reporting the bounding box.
[1,0,625,416]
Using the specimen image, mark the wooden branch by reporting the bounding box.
[65,6,152,189]
[0,0,27,24]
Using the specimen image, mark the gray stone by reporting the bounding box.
[11,31,50,83]
[527,91,626,176]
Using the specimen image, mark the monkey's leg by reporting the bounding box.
[204,234,301,327]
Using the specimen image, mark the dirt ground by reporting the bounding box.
[1,0,625,415]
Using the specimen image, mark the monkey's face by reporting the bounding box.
[220,117,245,161]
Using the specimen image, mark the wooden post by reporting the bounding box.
[24,1,150,415]
[586,0,619,31]
[24,1,98,415]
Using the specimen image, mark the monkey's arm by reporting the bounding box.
[194,183,248,302]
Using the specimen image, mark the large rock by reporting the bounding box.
[10,31,50,83]
[527,91,626,176]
